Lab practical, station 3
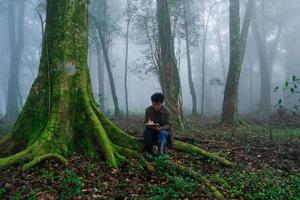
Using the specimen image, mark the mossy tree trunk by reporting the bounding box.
[0,3,232,198]
[221,0,242,125]
[156,0,184,128]
[0,0,139,169]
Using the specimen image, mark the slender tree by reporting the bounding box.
[240,0,255,59]
[221,0,242,124]
[251,1,271,112]
[90,0,121,116]
[5,0,25,122]
[124,0,133,117]
[156,0,184,127]
[95,37,105,111]
[183,0,197,115]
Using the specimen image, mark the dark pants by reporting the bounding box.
[144,128,170,155]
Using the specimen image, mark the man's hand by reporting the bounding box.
[149,125,161,131]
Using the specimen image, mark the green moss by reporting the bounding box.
[173,140,233,167]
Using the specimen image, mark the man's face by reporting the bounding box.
[152,101,163,111]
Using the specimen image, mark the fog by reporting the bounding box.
[1,0,300,120]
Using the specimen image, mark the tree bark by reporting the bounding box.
[156,0,184,128]
[221,0,242,125]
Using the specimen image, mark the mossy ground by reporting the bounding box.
[0,116,299,199]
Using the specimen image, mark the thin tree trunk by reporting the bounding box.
[240,0,254,60]
[183,1,197,115]
[5,0,25,122]
[214,17,227,82]
[251,2,271,112]
[90,11,121,116]
[221,0,242,125]
[124,0,131,117]
[201,6,208,116]
[156,0,184,128]
[95,39,105,111]
[98,31,121,116]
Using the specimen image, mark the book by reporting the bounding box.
[144,122,160,126]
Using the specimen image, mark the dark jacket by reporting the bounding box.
[144,105,174,146]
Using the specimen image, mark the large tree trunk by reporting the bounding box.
[251,2,271,112]
[183,0,197,115]
[0,0,231,176]
[0,0,139,169]
[221,0,242,125]
[5,0,25,122]
[156,0,184,128]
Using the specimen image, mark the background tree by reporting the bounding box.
[156,0,184,127]
[182,0,198,115]
[221,0,242,124]
[5,0,26,122]
[90,0,121,116]
[124,0,135,117]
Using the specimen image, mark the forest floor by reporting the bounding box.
[0,115,300,199]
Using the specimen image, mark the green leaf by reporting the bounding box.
[291,88,295,93]
[285,81,289,88]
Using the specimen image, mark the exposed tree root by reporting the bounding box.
[23,153,68,170]
[114,144,155,172]
[172,140,233,167]
[0,149,30,169]
[163,160,224,199]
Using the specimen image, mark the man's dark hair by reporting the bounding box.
[151,92,164,103]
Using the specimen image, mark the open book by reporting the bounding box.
[144,119,160,126]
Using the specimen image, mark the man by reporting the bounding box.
[144,92,173,159]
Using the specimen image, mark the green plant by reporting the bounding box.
[0,187,6,197]
[40,168,58,182]
[59,168,82,199]
[274,75,300,115]
[171,176,195,193]
[148,185,179,199]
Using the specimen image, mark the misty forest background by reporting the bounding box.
[0,0,300,199]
